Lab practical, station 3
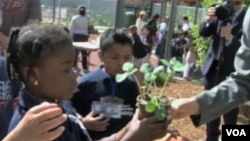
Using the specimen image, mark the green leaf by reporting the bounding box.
[173,65,185,72]
[155,106,166,121]
[160,59,171,67]
[144,72,151,82]
[122,62,134,72]
[170,60,185,72]
[145,101,157,113]
[140,63,151,73]
[153,65,164,74]
[129,68,138,75]
[115,73,129,83]
[150,74,157,82]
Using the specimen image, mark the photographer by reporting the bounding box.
[199,0,246,141]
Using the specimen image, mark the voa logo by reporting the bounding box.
[226,129,247,136]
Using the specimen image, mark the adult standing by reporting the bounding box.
[135,10,146,35]
[0,0,41,139]
[69,5,92,74]
[199,0,246,141]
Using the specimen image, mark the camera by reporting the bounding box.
[213,0,234,21]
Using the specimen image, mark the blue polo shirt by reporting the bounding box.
[71,66,139,140]
[8,89,92,141]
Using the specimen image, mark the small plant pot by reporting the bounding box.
[137,93,170,120]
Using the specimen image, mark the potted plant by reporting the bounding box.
[115,59,184,120]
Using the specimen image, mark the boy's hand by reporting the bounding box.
[3,102,67,141]
[82,111,109,131]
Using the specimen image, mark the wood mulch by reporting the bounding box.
[156,80,206,141]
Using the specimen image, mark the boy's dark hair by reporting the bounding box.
[6,25,73,82]
[99,28,133,53]
[183,16,189,21]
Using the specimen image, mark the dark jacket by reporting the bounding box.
[132,33,150,58]
[200,8,246,77]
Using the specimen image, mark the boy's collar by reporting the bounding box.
[97,65,115,80]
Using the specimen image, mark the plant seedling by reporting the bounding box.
[116,59,184,120]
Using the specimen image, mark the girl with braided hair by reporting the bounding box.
[5,24,169,141]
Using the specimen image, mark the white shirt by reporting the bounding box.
[69,15,90,36]
[182,22,193,31]
[135,17,145,35]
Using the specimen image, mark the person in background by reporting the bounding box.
[135,10,146,35]
[171,31,188,63]
[0,0,41,52]
[155,17,169,62]
[182,16,193,32]
[69,5,91,74]
[171,7,250,139]
[141,26,153,64]
[129,25,149,67]
[147,13,160,46]
[0,0,41,139]
[158,17,169,43]
[199,0,246,140]
[129,25,150,84]
[183,41,197,81]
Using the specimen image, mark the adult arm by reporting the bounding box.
[199,19,217,38]
[199,7,218,37]
[172,8,250,126]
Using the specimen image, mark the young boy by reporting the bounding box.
[71,29,139,140]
